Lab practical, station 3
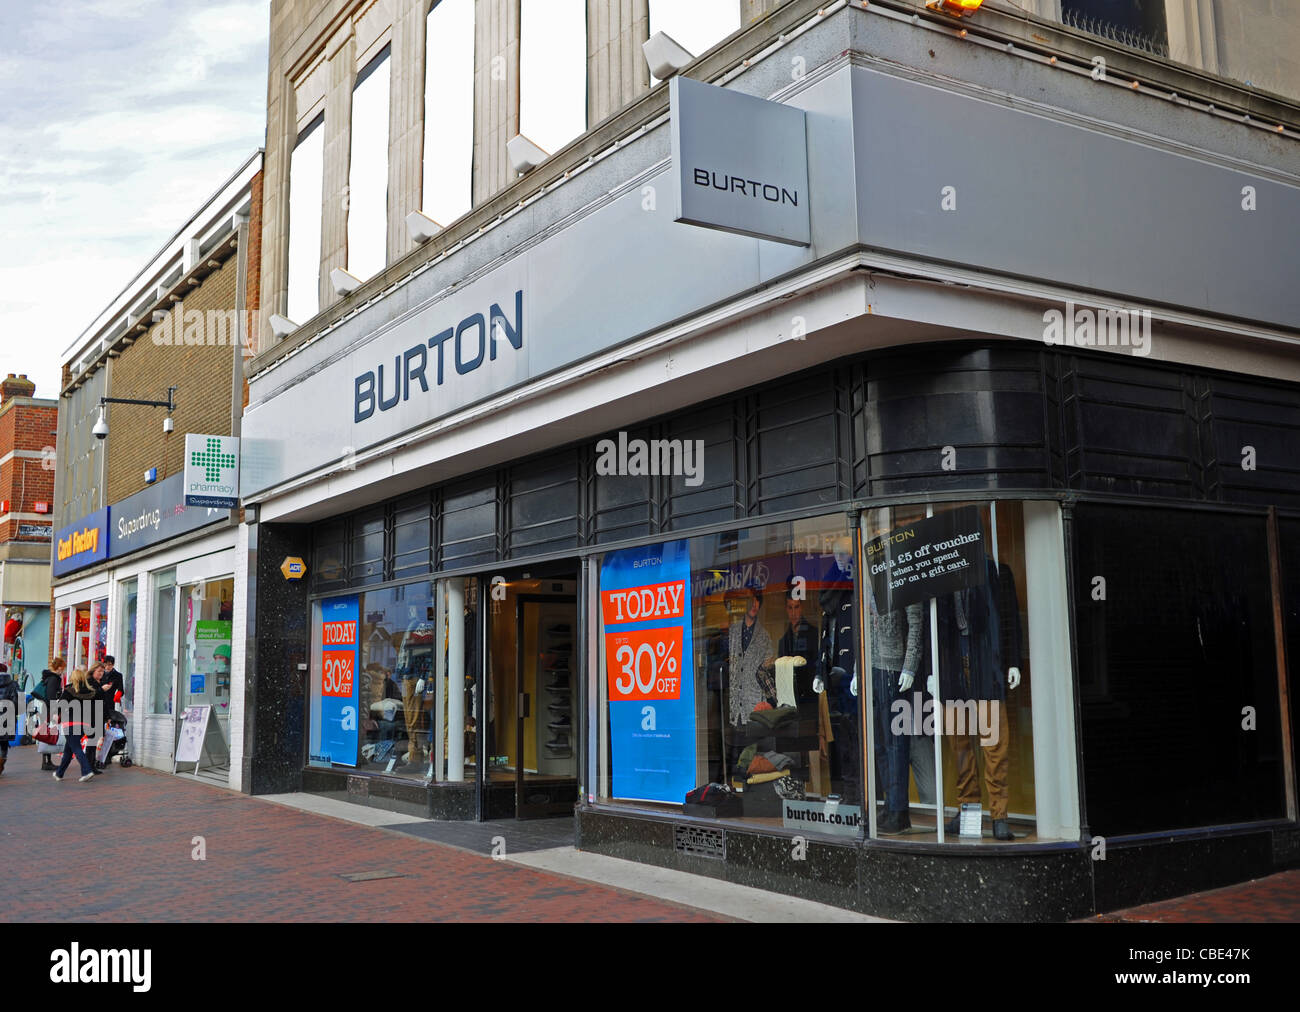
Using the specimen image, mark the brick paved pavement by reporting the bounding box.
[1093,870,1300,923]
[0,749,722,923]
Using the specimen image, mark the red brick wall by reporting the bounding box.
[0,398,58,544]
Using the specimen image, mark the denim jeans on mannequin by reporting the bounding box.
[872,666,910,813]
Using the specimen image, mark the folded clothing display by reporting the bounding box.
[683,781,743,818]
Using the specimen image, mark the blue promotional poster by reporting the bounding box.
[318,595,360,767]
[600,539,696,803]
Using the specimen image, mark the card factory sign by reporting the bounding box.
[52,508,109,578]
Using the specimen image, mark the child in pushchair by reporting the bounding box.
[92,707,131,771]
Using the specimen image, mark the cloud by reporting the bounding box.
[0,0,267,401]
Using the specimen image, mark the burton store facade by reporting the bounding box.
[239,0,1300,919]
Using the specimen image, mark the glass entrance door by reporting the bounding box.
[176,577,235,775]
[484,569,579,819]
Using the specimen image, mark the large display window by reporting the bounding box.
[593,502,1078,844]
[595,515,867,837]
[150,571,177,715]
[309,581,438,780]
[860,501,1063,842]
[117,579,138,716]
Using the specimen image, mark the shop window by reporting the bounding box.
[1075,504,1286,835]
[596,513,868,837]
[309,580,437,779]
[423,0,474,226]
[287,113,325,325]
[859,500,1074,842]
[311,518,348,591]
[432,577,478,783]
[752,383,848,515]
[507,454,580,558]
[1061,1,1169,56]
[1281,518,1300,802]
[347,46,391,281]
[648,0,741,83]
[440,479,497,569]
[393,495,433,579]
[56,609,70,667]
[664,406,741,531]
[118,580,138,717]
[179,580,235,735]
[519,0,587,156]
[594,427,655,544]
[91,598,108,665]
[350,508,387,586]
[151,571,178,715]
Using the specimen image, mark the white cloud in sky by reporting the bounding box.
[0,0,267,399]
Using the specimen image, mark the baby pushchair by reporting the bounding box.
[93,709,131,771]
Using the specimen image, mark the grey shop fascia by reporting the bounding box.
[353,290,524,423]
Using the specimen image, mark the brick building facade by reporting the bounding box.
[0,373,58,683]
[51,151,261,780]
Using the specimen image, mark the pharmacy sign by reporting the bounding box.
[184,434,240,508]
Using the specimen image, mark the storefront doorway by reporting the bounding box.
[483,564,579,820]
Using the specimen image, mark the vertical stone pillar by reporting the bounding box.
[473,0,520,206]
[588,0,650,126]
[389,0,428,263]
[321,24,357,310]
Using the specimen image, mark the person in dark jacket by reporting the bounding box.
[99,656,124,710]
[0,662,18,777]
[36,658,66,771]
[52,668,100,783]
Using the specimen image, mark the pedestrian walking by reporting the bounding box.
[0,661,17,777]
[34,657,65,771]
[52,668,99,783]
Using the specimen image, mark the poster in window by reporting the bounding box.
[600,540,696,803]
[318,595,361,767]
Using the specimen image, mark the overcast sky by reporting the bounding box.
[0,0,268,402]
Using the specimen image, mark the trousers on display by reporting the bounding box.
[950,643,1011,819]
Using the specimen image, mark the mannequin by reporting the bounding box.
[812,540,859,803]
[866,588,925,835]
[727,586,775,727]
[931,557,1023,841]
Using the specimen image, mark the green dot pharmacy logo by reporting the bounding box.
[183,433,241,508]
[190,437,237,482]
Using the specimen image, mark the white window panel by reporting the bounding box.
[520,0,587,157]
[649,0,741,83]
[423,0,475,225]
[347,48,391,281]
[287,116,324,324]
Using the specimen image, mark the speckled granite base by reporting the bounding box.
[302,766,478,820]
[577,808,1300,921]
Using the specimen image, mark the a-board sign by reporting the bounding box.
[175,705,213,765]
[864,505,988,613]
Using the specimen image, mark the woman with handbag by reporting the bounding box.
[52,668,98,783]
[33,658,66,770]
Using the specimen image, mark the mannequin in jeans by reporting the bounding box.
[865,588,925,835]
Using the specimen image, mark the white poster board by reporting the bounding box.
[174,704,215,775]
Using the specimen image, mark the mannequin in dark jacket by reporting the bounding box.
[933,559,1023,840]
[812,546,859,803]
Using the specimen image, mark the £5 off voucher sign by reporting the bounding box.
[317,595,360,767]
[600,540,696,803]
